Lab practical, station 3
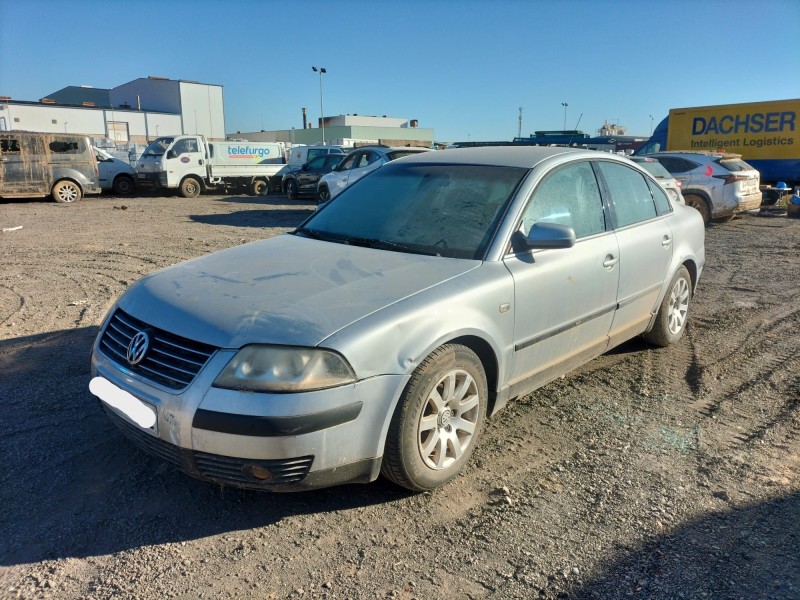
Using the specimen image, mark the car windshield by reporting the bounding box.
[142,137,174,157]
[296,163,527,259]
[636,160,672,179]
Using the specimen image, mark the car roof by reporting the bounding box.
[396,145,604,168]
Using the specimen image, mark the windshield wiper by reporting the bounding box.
[294,229,439,256]
[294,226,330,241]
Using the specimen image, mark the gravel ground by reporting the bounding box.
[1,192,798,599]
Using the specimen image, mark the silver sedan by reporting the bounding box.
[89,147,705,492]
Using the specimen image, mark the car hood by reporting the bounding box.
[118,234,479,349]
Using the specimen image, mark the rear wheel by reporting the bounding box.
[52,179,82,203]
[285,178,299,200]
[180,177,201,198]
[381,344,488,491]
[684,194,710,225]
[113,175,135,195]
[252,179,268,196]
[644,266,692,347]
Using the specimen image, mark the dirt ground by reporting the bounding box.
[1,192,798,600]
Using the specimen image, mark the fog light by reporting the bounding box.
[247,465,272,481]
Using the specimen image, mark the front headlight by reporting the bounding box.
[213,345,356,393]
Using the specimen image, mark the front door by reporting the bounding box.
[165,137,204,184]
[504,160,619,396]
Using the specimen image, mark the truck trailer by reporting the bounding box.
[637,99,800,185]
[137,135,286,197]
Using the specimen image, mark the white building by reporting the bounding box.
[0,77,225,145]
[233,114,434,148]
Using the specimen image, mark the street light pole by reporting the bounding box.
[649,114,654,135]
[64,122,68,133]
[561,102,568,130]
[312,66,327,145]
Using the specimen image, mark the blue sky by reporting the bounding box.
[1,0,798,142]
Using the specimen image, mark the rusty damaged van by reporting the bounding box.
[0,131,101,203]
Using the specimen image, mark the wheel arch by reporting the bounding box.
[448,334,500,416]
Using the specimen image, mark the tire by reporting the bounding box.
[180,177,201,198]
[252,179,268,196]
[644,266,692,347]
[285,178,298,200]
[684,194,710,225]
[381,344,488,491]
[113,175,135,196]
[317,186,330,205]
[52,179,82,203]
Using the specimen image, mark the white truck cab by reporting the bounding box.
[137,135,286,197]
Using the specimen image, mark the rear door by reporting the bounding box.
[595,160,674,347]
[0,134,47,196]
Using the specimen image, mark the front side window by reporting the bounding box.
[172,138,199,155]
[299,163,527,259]
[339,153,357,170]
[596,161,657,228]
[520,161,606,239]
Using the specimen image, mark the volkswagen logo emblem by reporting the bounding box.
[127,331,150,366]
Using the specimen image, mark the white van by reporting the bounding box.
[94,147,136,195]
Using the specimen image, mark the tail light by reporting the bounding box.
[712,174,748,185]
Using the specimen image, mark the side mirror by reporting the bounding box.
[167,150,177,159]
[513,222,576,251]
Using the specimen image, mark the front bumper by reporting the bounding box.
[91,347,407,491]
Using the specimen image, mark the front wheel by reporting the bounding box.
[52,179,82,203]
[113,175,135,195]
[317,186,330,205]
[180,177,201,198]
[644,266,692,347]
[381,344,488,491]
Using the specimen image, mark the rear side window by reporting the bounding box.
[596,161,658,228]
[1,138,20,153]
[656,157,696,173]
[49,139,81,154]
[521,161,606,239]
[647,179,673,215]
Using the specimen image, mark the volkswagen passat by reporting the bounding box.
[90,147,705,492]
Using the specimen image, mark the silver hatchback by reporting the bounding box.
[90,147,705,492]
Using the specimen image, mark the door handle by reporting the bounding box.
[198,159,204,165]
[603,255,619,269]
[662,235,672,247]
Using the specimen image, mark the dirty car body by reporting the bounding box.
[90,147,705,492]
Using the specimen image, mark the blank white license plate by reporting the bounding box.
[89,376,157,432]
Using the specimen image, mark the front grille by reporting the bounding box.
[99,309,216,390]
[194,452,314,487]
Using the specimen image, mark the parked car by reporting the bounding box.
[646,151,761,224]
[0,131,101,203]
[630,156,684,204]
[316,145,431,202]
[282,153,345,200]
[94,147,136,195]
[89,146,705,493]
[270,145,345,193]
